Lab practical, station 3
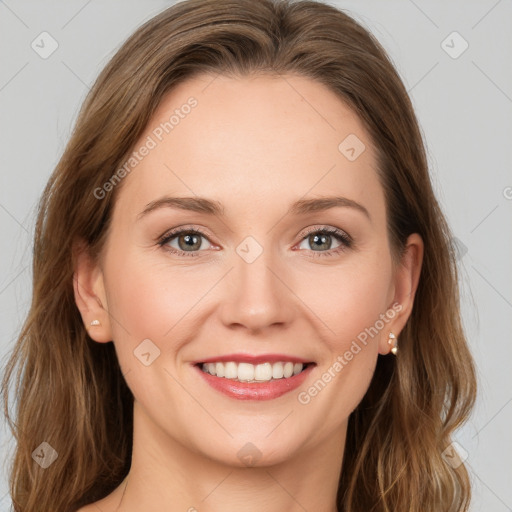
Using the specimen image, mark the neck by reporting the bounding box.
[114,400,346,512]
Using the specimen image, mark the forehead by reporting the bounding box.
[113,73,384,222]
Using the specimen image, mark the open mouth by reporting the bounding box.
[197,361,312,383]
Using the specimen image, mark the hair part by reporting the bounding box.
[2,1,476,510]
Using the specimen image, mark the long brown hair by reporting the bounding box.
[1,1,477,510]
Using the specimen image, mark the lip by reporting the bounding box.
[194,362,315,401]
[195,353,312,365]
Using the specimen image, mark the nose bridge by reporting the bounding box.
[221,234,292,331]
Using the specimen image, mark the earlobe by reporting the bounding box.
[379,233,424,355]
[72,240,113,343]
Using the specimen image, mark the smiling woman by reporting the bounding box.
[1,1,477,511]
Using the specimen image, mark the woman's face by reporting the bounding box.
[78,73,420,467]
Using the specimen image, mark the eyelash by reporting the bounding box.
[157,225,353,258]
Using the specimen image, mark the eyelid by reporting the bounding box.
[298,225,352,245]
[157,224,216,252]
[294,225,353,258]
[157,224,212,243]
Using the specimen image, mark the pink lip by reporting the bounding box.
[194,363,315,401]
[195,353,312,365]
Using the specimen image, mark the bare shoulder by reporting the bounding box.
[75,505,106,512]
[74,486,125,512]
[74,498,114,512]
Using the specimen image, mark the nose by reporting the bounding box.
[218,241,296,334]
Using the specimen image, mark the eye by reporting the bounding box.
[296,226,352,258]
[158,226,213,257]
[157,225,353,258]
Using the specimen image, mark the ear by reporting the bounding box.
[379,233,424,355]
[72,238,113,343]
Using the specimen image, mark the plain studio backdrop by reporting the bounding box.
[0,1,511,510]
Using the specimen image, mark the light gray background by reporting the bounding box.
[0,1,511,510]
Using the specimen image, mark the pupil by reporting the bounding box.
[180,233,200,251]
[311,233,331,250]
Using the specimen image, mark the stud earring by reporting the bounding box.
[388,332,398,355]
[90,319,101,326]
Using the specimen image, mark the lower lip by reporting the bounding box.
[195,364,314,401]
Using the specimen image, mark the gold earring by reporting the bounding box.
[388,332,398,355]
[90,319,101,326]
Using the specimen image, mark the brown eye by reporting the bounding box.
[158,228,212,257]
[296,227,352,258]
[175,232,204,251]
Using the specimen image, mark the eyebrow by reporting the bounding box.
[137,195,371,221]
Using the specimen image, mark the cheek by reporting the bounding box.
[294,260,391,427]
[104,251,210,342]
[105,243,393,350]
[103,253,211,407]
[296,254,393,348]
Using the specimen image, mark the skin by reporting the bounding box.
[74,73,423,512]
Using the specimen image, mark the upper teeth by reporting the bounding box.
[201,361,304,382]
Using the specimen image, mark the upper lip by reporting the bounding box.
[194,353,314,365]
